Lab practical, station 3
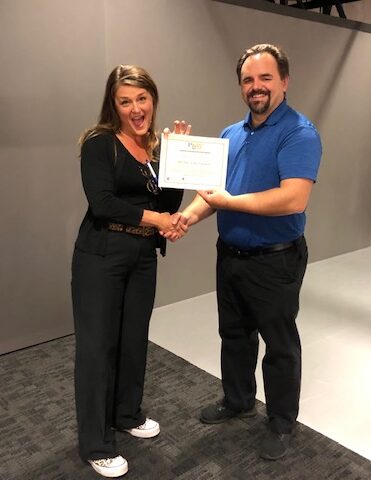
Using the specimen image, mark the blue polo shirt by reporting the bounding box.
[217,100,322,249]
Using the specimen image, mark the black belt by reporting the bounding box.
[221,236,303,257]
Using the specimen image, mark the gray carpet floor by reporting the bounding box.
[0,335,370,480]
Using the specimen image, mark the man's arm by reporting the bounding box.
[198,121,321,216]
[197,178,314,216]
[165,177,313,242]
[182,194,216,225]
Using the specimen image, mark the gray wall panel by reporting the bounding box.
[0,0,106,353]
[1,0,370,353]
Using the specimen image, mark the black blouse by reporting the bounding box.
[75,133,183,255]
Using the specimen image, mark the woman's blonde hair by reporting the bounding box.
[79,65,159,159]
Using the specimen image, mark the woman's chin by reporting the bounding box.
[131,124,149,136]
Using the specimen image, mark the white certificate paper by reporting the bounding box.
[158,133,229,190]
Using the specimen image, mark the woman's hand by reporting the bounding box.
[156,212,172,232]
[158,212,188,241]
[141,210,187,240]
[163,120,192,138]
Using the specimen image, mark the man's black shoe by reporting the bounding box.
[200,400,257,424]
[259,429,295,460]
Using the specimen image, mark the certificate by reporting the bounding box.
[158,133,229,190]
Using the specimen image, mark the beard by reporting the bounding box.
[246,89,271,114]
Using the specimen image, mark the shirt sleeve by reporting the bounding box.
[277,123,322,182]
[80,134,143,225]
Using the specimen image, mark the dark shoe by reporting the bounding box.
[259,429,295,460]
[200,400,257,424]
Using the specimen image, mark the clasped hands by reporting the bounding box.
[157,212,189,242]
[158,188,232,241]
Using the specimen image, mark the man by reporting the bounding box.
[169,44,322,460]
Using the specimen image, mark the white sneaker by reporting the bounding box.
[124,418,160,438]
[88,455,128,478]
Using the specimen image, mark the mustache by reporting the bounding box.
[247,89,270,99]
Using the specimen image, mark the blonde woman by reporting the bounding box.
[72,65,189,477]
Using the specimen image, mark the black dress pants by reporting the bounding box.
[216,236,308,434]
[71,232,157,460]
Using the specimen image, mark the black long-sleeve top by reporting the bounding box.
[74,133,183,256]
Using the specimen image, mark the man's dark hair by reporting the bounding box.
[236,44,289,84]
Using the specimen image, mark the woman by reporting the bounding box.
[71,65,189,478]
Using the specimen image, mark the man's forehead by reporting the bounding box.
[241,53,278,73]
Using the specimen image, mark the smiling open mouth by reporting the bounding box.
[248,90,269,100]
[132,116,145,128]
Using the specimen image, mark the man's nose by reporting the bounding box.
[251,79,262,90]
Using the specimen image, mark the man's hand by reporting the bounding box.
[160,212,189,242]
[197,189,232,210]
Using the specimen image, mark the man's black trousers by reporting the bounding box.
[216,236,308,434]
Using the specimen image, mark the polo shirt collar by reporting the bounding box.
[244,100,289,130]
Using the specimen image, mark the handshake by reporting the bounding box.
[157,212,189,242]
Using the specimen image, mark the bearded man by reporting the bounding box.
[172,44,322,460]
